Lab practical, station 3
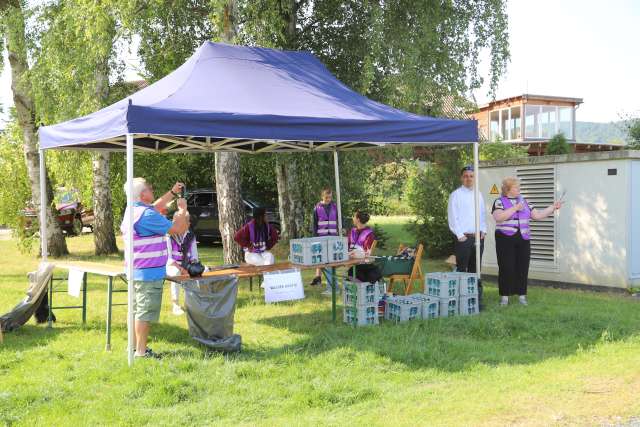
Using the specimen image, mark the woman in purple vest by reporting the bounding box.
[234,207,279,266]
[348,210,376,257]
[310,187,338,289]
[166,215,199,316]
[492,177,563,306]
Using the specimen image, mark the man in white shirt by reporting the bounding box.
[447,165,486,308]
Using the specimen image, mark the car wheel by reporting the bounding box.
[71,217,83,236]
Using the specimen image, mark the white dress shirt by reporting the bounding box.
[447,186,487,239]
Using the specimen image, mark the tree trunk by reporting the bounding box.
[92,152,118,255]
[5,0,68,257]
[275,155,295,240]
[214,0,244,264]
[91,59,118,255]
[215,152,245,264]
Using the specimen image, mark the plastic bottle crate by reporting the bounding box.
[385,296,422,323]
[343,304,379,326]
[343,280,381,307]
[438,297,458,318]
[458,273,479,296]
[408,294,440,320]
[459,295,479,316]
[425,273,459,298]
[290,237,328,266]
[322,236,349,263]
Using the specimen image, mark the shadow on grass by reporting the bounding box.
[250,286,640,372]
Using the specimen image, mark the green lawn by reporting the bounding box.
[1,220,640,426]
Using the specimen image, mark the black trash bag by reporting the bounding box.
[181,275,241,353]
[347,263,383,283]
[0,263,55,332]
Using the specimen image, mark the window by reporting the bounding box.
[500,109,509,140]
[540,106,556,138]
[490,110,500,141]
[193,193,214,207]
[558,107,573,139]
[510,106,521,140]
[525,105,538,138]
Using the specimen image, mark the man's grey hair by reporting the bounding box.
[124,177,149,202]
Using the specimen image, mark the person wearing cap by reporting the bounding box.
[234,207,279,266]
[447,165,487,307]
[492,177,562,306]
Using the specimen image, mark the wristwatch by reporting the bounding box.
[171,190,179,197]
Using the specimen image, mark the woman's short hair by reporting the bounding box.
[123,177,149,202]
[501,177,519,196]
[354,210,370,224]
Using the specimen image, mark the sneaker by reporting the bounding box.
[518,295,528,306]
[309,276,322,286]
[172,303,184,316]
[135,348,162,359]
[500,296,509,306]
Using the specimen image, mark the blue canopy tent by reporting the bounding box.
[39,42,479,365]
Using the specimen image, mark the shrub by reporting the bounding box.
[546,133,572,155]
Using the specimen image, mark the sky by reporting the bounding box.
[1,0,639,126]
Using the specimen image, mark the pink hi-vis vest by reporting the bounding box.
[350,227,374,250]
[248,220,270,253]
[121,205,169,269]
[496,196,531,240]
[315,202,338,236]
[170,234,194,263]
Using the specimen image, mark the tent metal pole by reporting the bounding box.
[333,150,343,235]
[39,149,48,261]
[473,142,481,281]
[126,133,135,366]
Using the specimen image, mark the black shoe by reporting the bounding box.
[309,276,322,286]
[135,348,162,359]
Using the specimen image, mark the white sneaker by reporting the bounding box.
[500,296,509,306]
[518,295,528,306]
[172,303,184,316]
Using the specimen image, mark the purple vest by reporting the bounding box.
[315,203,338,236]
[169,234,194,263]
[350,227,374,250]
[121,205,169,270]
[248,220,270,253]
[496,196,531,240]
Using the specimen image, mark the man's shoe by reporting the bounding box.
[518,295,528,306]
[309,276,322,286]
[500,296,509,306]
[135,348,162,359]
[172,303,184,316]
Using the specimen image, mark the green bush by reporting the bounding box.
[546,133,572,155]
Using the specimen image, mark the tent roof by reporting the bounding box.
[39,42,477,153]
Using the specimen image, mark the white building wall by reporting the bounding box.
[479,156,634,289]
[630,161,640,285]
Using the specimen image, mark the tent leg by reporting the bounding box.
[126,133,135,366]
[333,150,343,235]
[473,142,481,282]
[39,150,48,261]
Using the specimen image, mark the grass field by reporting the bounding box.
[1,219,640,426]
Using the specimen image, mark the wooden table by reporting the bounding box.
[51,261,126,351]
[168,258,372,322]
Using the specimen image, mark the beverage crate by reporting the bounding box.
[343,280,381,307]
[459,295,479,316]
[290,237,328,266]
[343,304,379,326]
[408,294,440,320]
[323,236,349,263]
[385,296,422,323]
[438,297,458,318]
[425,273,459,299]
[458,273,479,296]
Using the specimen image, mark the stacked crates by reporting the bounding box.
[290,237,328,266]
[424,272,479,317]
[409,294,440,320]
[458,273,479,316]
[385,296,422,323]
[324,236,349,263]
[343,280,380,326]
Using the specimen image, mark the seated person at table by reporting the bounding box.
[348,210,376,258]
[234,207,279,266]
[166,215,200,316]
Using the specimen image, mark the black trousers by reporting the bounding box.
[454,236,484,307]
[495,231,530,296]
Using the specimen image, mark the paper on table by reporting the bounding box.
[68,269,85,297]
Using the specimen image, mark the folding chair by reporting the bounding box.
[368,240,378,256]
[388,243,424,295]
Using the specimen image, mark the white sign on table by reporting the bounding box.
[262,269,305,303]
[68,269,85,297]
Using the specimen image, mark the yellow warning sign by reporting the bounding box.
[490,184,499,195]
